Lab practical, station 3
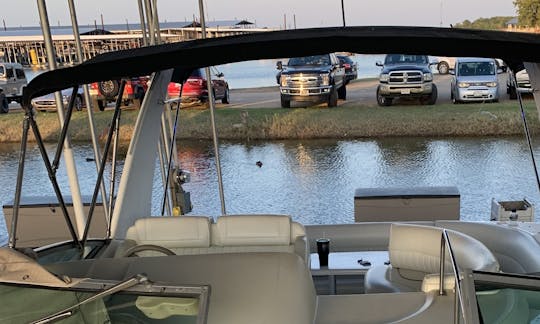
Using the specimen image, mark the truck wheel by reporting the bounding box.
[97,100,106,111]
[376,86,392,106]
[74,96,83,111]
[338,84,347,100]
[280,96,290,108]
[509,86,517,99]
[425,84,438,105]
[438,62,449,74]
[327,87,338,107]
[222,87,230,104]
[98,80,120,99]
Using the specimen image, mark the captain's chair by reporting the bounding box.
[364,223,500,294]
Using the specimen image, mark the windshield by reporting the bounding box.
[288,55,330,66]
[0,279,209,323]
[458,61,496,76]
[384,54,428,64]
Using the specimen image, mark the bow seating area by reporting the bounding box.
[364,223,500,293]
[114,214,309,264]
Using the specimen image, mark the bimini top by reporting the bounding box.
[22,25,540,107]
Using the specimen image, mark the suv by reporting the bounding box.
[89,76,149,111]
[507,68,531,99]
[450,57,501,103]
[276,53,346,108]
[376,54,437,106]
[167,67,230,105]
[337,55,358,84]
[0,62,27,104]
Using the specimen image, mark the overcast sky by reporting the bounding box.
[2,0,516,29]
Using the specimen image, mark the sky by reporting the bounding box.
[1,0,517,29]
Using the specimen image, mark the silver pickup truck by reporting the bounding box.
[376,54,437,106]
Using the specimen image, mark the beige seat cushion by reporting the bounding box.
[365,223,499,293]
[212,214,292,246]
[125,216,212,248]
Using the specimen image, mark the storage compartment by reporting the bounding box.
[3,196,107,247]
[354,187,460,222]
[490,198,534,222]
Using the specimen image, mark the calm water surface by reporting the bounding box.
[1,136,539,245]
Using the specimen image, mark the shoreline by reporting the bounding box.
[0,100,538,143]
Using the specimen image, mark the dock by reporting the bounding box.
[0,22,273,67]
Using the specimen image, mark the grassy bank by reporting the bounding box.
[0,101,539,143]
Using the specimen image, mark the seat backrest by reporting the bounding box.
[389,223,500,275]
[122,216,212,256]
[211,214,308,263]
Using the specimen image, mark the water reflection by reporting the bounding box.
[1,136,540,245]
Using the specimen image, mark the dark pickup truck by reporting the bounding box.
[276,53,346,108]
[376,54,437,106]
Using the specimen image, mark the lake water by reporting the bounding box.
[1,136,540,245]
[24,54,385,90]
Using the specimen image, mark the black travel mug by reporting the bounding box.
[316,238,330,266]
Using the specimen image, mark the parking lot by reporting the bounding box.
[226,73,514,109]
[7,72,517,113]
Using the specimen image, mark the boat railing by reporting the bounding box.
[439,229,469,324]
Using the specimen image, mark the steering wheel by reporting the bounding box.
[123,244,176,257]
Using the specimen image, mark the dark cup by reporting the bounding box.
[316,238,330,266]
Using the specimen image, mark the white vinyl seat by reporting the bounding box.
[116,214,309,264]
[364,223,500,293]
[211,214,309,263]
[116,216,212,257]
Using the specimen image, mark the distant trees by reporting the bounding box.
[513,0,540,27]
[453,16,514,30]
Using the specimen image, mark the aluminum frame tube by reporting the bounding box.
[82,80,126,245]
[8,116,30,248]
[137,0,148,46]
[67,0,110,222]
[37,0,86,238]
[199,0,226,215]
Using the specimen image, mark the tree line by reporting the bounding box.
[454,0,540,30]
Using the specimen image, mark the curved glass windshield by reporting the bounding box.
[288,55,330,66]
[384,54,428,64]
[458,62,496,76]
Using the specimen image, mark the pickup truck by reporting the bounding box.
[89,77,149,111]
[276,53,346,108]
[376,54,437,106]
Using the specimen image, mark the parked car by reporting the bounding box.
[507,68,531,99]
[167,67,230,105]
[31,88,85,112]
[450,57,502,104]
[0,62,27,104]
[89,76,149,111]
[337,55,358,84]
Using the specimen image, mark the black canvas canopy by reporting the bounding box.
[22,26,540,108]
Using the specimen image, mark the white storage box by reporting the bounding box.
[490,198,534,222]
[354,187,460,222]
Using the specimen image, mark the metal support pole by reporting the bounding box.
[341,0,346,27]
[151,0,161,44]
[439,233,446,296]
[9,115,30,248]
[199,0,226,215]
[37,0,86,238]
[137,0,148,46]
[106,109,121,238]
[67,0,109,223]
[82,80,126,246]
[144,0,155,45]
